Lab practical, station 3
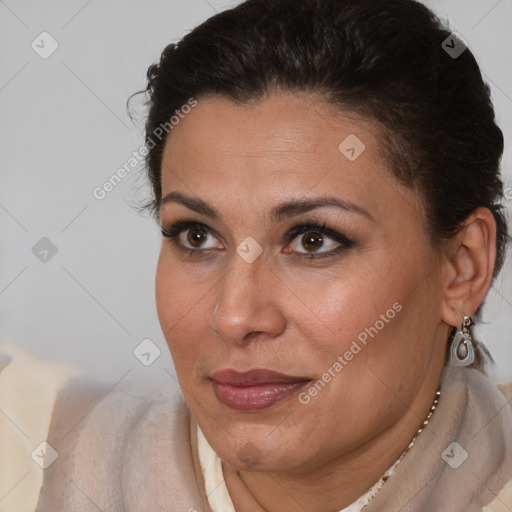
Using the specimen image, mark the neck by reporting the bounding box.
[223,368,445,512]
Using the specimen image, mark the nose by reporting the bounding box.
[209,252,287,347]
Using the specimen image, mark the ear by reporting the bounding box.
[440,207,497,328]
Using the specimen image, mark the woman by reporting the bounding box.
[15,0,512,510]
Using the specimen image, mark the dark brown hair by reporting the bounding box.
[132,0,509,369]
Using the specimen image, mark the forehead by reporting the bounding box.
[162,93,381,180]
[167,93,369,148]
[159,92,422,226]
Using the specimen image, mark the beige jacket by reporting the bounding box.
[1,342,511,512]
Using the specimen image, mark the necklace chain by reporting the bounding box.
[384,386,442,478]
[355,386,442,512]
[409,387,442,447]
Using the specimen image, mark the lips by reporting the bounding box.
[211,369,311,411]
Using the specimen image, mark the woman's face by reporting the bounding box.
[156,92,450,473]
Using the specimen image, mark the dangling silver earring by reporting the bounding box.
[450,314,475,367]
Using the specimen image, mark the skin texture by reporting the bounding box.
[155,92,496,512]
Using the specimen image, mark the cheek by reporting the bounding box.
[282,259,402,359]
[155,250,176,330]
[298,252,436,375]
[156,248,206,322]
[317,263,442,403]
[155,251,204,363]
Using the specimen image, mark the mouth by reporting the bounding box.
[210,369,312,411]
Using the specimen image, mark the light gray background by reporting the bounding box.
[1,0,511,386]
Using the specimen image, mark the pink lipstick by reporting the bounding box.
[211,369,311,411]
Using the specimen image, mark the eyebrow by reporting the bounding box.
[160,191,373,223]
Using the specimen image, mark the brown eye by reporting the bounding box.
[161,221,223,254]
[288,229,341,255]
[187,227,209,247]
[301,232,324,252]
[285,221,354,259]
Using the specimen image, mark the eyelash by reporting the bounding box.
[160,218,355,261]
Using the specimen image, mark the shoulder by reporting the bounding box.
[0,342,80,512]
[484,479,512,511]
[36,370,207,511]
[0,343,208,511]
[483,380,512,511]
[497,381,512,404]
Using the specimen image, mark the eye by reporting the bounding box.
[285,221,354,258]
[289,230,337,254]
[161,221,222,251]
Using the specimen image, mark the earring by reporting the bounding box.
[450,314,475,367]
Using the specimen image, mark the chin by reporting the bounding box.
[201,415,310,472]
[222,439,299,472]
